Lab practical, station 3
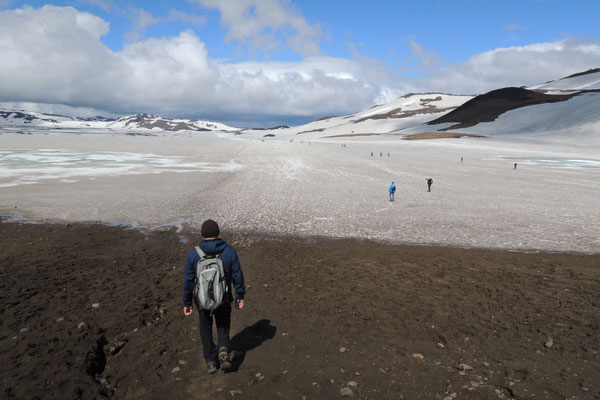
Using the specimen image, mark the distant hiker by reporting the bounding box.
[387,152,390,157]
[371,152,373,157]
[461,156,463,163]
[389,181,396,201]
[426,178,433,192]
[183,219,246,374]
[380,152,382,157]
[514,162,518,170]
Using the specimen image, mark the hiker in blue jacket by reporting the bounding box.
[183,219,246,374]
[389,181,396,201]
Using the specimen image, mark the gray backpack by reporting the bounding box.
[194,247,228,310]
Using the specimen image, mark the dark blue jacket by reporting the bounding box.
[182,238,246,308]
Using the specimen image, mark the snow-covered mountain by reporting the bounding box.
[1,69,598,144]
[0,110,239,133]
[239,93,474,139]
[237,69,599,146]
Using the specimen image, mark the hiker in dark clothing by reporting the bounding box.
[183,219,246,374]
[514,162,518,170]
[426,178,433,192]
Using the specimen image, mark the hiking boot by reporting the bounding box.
[218,347,232,372]
[206,361,218,374]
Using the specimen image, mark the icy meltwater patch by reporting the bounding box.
[0,149,244,187]
[490,156,600,170]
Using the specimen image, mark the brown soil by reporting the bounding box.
[1,220,599,400]
[402,132,485,140]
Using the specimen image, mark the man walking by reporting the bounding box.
[426,178,433,192]
[389,181,396,201]
[183,219,246,374]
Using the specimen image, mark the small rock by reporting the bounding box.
[92,303,100,308]
[348,381,357,387]
[56,317,64,322]
[255,373,264,381]
[412,353,424,359]
[339,347,346,352]
[177,360,188,366]
[78,322,86,329]
[20,327,29,333]
[340,387,353,397]
[312,382,317,386]
[437,343,446,349]
[230,389,242,396]
[544,337,553,348]
[483,362,490,367]
[458,363,473,371]
[171,367,180,373]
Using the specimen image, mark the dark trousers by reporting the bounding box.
[197,301,232,362]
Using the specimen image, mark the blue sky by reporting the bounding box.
[1,0,599,126]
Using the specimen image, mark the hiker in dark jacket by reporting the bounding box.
[183,219,246,374]
[426,178,433,192]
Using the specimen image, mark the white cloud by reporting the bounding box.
[126,8,158,42]
[167,8,207,25]
[0,6,394,122]
[418,38,600,95]
[195,0,323,56]
[0,6,599,126]
[410,38,441,70]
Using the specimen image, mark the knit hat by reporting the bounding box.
[201,219,220,238]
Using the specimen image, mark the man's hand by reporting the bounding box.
[235,299,244,310]
[183,306,193,316]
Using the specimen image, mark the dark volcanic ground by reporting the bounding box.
[1,220,599,400]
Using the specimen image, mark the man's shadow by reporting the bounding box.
[229,319,276,372]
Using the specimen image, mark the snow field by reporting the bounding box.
[1,132,598,253]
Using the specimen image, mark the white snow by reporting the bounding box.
[528,70,600,91]
[1,132,598,253]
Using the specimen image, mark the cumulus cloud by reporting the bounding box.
[418,38,600,95]
[0,5,599,126]
[195,0,323,56]
[0,5,393,122]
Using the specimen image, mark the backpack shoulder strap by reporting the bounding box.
[195,246,206,259]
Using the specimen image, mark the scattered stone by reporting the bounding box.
[312,382,317,386]
[412,353,424,359]
[378,368,386,373]
[255,373,264,381]
[340,387,353,397]
[544,337,554,349]
[470,381,480,387]
[171,367,180,373]
[177,360,188,366]
[78,322,86,329]
[458,363,473,371]
[483,362,490,367]
[92,303,100,308]
[281,332,289,336]
[339,347,346,352]
[437,343,446,349]
[348,381,357,387]
[229,389,242,397]
[19,327,29,333]
[442,392,457,400]
[56,317,64,322]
